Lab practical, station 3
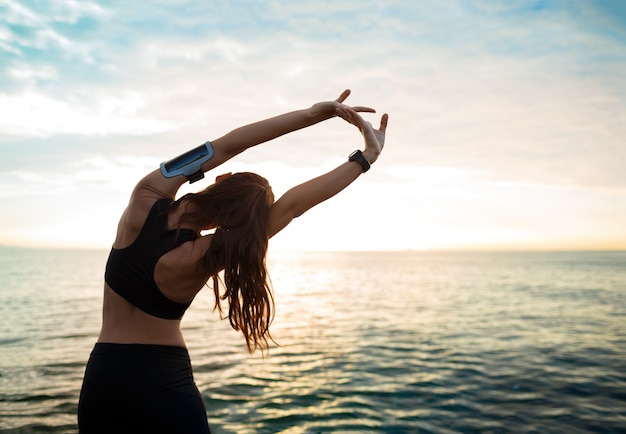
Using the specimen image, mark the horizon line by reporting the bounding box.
[1,243,625,254]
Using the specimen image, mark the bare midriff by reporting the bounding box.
[97,285,187,348]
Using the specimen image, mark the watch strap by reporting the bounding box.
[348,150,370,173]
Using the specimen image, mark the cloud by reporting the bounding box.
[0,0,107,63]
[0,0,108,26]
[0,91,172,137]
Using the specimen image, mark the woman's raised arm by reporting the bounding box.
[210,89,374,160]
[268,109,388,238]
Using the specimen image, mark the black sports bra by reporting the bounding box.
[104,199,199,319]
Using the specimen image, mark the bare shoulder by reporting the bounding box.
[134,169,186,202]
[127,170,187,222]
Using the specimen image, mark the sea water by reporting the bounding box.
[0,247,624,433]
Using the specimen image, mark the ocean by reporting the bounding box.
[0,247,624,433]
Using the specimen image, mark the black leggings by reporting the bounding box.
[78,343,211,433]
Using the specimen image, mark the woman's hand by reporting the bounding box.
[335,107,388,164]
[309,89,375,122]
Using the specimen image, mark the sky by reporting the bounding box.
[0,0,625,252]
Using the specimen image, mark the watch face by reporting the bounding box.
[348,150,369,172]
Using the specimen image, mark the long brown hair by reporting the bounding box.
[173,172,275,353]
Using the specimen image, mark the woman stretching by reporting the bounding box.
[77,90,388,433]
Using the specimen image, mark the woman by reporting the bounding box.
[77,89,388,433]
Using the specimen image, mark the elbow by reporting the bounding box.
[292,207,306,219]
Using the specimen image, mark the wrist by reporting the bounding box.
[308,103,335,124]
[361,149,378,165]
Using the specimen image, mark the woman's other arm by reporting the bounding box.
[268,109,388,238]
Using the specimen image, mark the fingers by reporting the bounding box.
[336,107,388,136]
[334,106,352,120]
[352,106,376,113]
[336,89,351,103]
[345,107,366,124]
[335,112,358,130]
[335,90,375,113]
[335,107,362,128]
[379,113,389,132]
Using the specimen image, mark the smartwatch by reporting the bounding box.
[348,150,370,173]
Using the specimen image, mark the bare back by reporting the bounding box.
[98,186,213,347]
